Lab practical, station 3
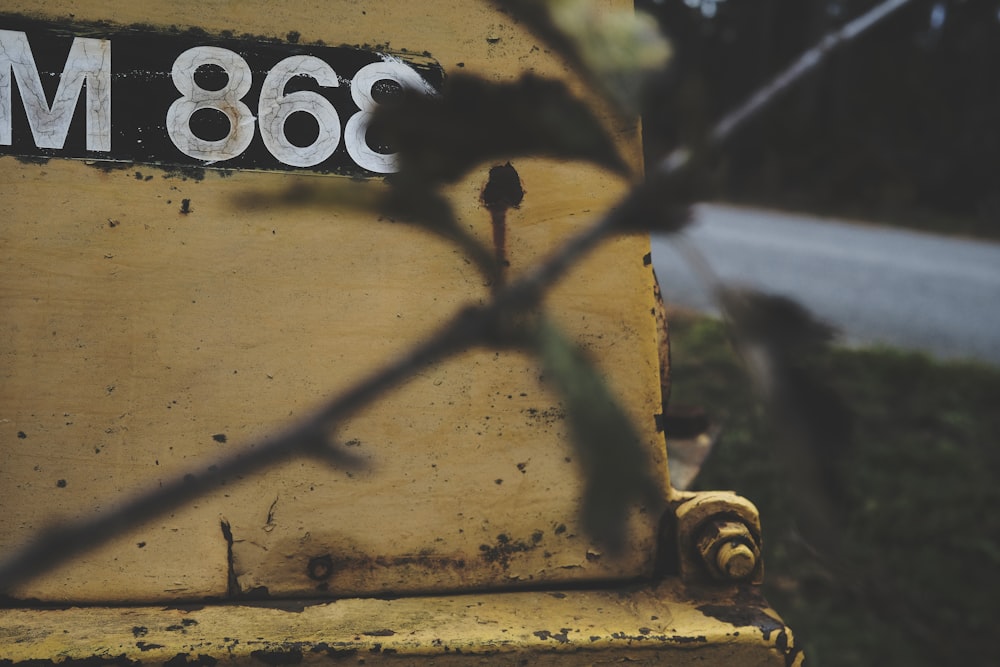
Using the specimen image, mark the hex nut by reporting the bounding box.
[695,519,760,582]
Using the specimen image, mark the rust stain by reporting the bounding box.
[478,531,541,570]
[480,162,524,288]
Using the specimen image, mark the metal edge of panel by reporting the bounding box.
[0,580,803,666]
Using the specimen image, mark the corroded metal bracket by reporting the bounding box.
[672,491,765,585]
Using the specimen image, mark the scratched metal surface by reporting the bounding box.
[0,579,799,666]
[0,0,669,603]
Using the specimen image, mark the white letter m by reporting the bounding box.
[0,30,111,151]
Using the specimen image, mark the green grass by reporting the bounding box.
[666,314,1000,666]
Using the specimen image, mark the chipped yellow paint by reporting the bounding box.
[0,580,801,666]
[0,3,804,665]
[0,1,666,603]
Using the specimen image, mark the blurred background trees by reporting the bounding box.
[637,3,1000,664]
[639,0,1000,238]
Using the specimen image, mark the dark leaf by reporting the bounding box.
[490,0,671,115]
[375,73,630,188]
[234,178,496,281]
[533,318,661,552]
[718,288,852,538]
[490,1,581,81]
[720,288,836,356]
[611,179,692,234]
[382,188,498,281]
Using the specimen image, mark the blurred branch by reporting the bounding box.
[654,0,915,179]
[0,0,915,594]
[0,306,482,593]
[0,181,654,593]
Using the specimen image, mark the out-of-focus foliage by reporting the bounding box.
[639,0,1000,238]
[669,313,1000,666]
[533,318,662,552]
[362,5,678,551]
[377,74,632,188]
[493,0,671,115]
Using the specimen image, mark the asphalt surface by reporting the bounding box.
[650,204,1000,365]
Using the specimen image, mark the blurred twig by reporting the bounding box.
[653,0,914,180]
[708,0,913,147]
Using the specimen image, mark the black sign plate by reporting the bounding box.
[0,16,445,176]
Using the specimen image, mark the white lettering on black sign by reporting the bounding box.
[0,30,111,151]
[0,17,444,175]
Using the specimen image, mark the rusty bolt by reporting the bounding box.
[307,554,334,581]
[715,540,757,579]
[696,519,759,582]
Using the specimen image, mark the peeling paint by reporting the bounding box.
[478,532,540,570]
[220,520,239,597]
[532,628,571,643]
[696,603,784,640]
[135,642,165,652]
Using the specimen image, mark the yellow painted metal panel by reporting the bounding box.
[0,1,667,603]
[0,580,801,665]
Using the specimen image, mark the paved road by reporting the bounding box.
[650,204,1000,365]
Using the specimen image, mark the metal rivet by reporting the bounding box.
[306,554,334,581]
